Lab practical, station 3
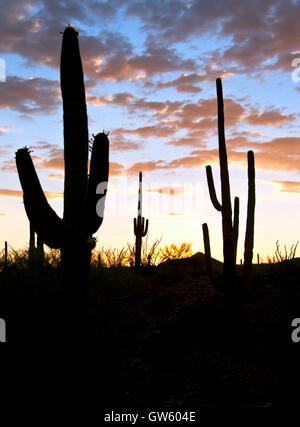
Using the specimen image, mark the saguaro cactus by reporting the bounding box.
[15,26,109,338]
[205,78,239,307]
[133,172,148,268]
[205,79,256,305]
[243,150,256,285]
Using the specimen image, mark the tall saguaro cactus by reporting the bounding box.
[205,78,239,307]
[15,26,109,339]
[243,150,256,279]
[133,172,149,268]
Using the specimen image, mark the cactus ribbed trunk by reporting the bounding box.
[243,150,256,291]
[243,150,255,270]
[233,197,239,266]
[135,231,142,268]
[217,79,237,306]
[60,26,89,332]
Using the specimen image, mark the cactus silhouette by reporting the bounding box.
[15,26,109,339]
[133,172,149,268]
[29,222,44,261]
[202,223,213,283]
[243,150,256,287]
[205,78,256,305]
[205,78,239,307]
[29,222,35,258]
[4,241,7,269]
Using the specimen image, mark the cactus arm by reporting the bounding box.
[244,150,255,269]
[233,196,239,263]
[61,26,88,237]
[86,132,109,235]
[133,217,137,235]
[15,148,62,248]
[206,165,222,212]
[143,218,149,237]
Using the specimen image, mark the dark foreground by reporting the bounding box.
[0,253,299,408]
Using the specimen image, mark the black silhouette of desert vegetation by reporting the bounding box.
[0,26,300,409]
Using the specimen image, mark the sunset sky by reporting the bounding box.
[1,0,300,262]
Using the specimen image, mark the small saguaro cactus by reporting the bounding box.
[133,171,149,268]
[205,78,239,308]
[15,26,109,340]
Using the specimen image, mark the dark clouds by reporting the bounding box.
[0,76,59,115]
[1,0,299,82]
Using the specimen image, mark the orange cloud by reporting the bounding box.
[0,189,62,199]
[166,136,207,148]
[127,161,166,176]
[110,135,141,152]
[245,109,295,126]
[47,173,64,181]
[270,181,300,194]
[157,73,203,93]
[121,125,176,138]
[109,162,125,177]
